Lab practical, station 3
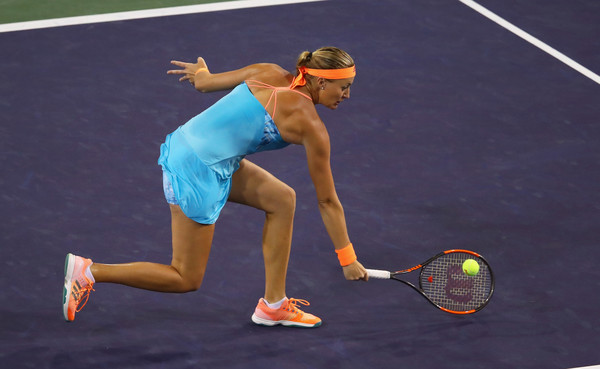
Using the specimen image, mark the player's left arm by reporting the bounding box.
[167,57,281,92]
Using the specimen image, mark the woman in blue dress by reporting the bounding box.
[63,47,367,327]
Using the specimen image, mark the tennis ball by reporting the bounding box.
[462,259,480,276]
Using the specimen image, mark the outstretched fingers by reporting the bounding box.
[167,58,209,85]
[167,60,191,75]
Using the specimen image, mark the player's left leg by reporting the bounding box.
[228,159,321,327]
[228,159,294,304]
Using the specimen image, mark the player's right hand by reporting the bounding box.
[343,260,368,281]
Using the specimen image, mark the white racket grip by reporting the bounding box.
[366,269,391,279]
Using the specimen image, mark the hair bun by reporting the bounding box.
[295,47,353,71]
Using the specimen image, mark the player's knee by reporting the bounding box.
[173,268,205,293]
[180,276,203,292]
[276,185,296,214]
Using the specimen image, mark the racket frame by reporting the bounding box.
[375,249,494,314]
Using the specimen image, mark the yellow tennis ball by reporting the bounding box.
[462,259,480,276]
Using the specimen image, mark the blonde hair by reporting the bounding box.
[295,46,354,72]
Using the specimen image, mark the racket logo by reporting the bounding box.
[444,265,474,303]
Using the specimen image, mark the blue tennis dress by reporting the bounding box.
[158,82,290,224]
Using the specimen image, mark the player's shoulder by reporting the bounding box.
[291,103,327,140]
[275,93,324,145]
[251,63,292,79]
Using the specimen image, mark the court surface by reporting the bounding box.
[1,0,599,368]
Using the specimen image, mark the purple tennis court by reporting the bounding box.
[1,0,599,368]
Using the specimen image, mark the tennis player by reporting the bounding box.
[63,46,368,328]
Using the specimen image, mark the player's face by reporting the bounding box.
[320,77,354,109]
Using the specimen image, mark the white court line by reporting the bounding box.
[0,0,325,33]
[459,0,600,85]
[569,366,600,369]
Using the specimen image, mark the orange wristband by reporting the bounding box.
[335,243,357,267]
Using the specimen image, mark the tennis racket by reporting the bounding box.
[367,249,494,314]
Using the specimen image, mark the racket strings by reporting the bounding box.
[420,253,492,312]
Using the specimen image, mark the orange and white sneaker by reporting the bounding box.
[251,298,322,328]
[63,253,95,322]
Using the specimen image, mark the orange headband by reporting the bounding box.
[290,65,356,89]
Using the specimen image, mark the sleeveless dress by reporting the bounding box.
[158,80,311,224]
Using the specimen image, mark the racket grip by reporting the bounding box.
[366,269,391,279]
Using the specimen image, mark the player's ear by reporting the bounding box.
[317,77,327,90]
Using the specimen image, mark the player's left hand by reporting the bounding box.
[167,57,209,84]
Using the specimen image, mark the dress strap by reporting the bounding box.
[246,79,275,89]
[285,87,313,101]
[245,80,312,121]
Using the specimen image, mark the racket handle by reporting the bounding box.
[366,269,391,279]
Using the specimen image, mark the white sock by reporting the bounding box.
[85,264,95,283]
[265,297,287,309]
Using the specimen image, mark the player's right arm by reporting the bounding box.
[288,108,367,281]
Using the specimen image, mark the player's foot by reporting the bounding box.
[251,297,322,328]
[63,253,95,322]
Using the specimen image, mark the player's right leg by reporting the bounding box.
[63,204,214,321]
[63,253,94,321]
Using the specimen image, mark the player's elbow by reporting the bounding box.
[317,197,342,211]
[317,197,332,207]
